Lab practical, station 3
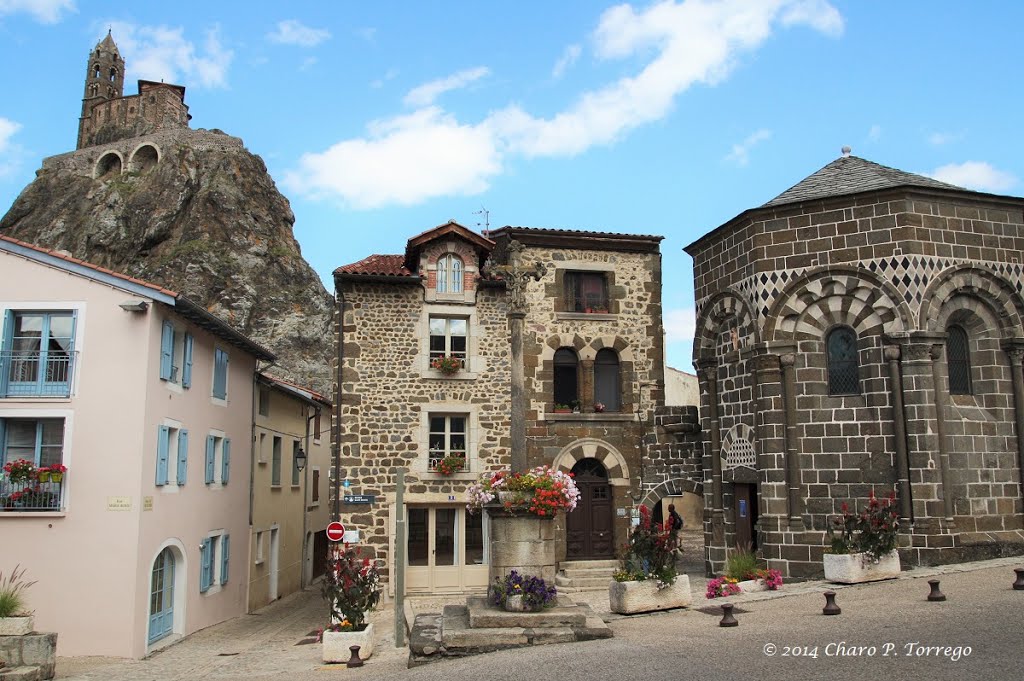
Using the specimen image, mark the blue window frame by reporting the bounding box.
[199,538,213,592]
[1,418,64,468]
[205,435,216,484]
[220,534,230,585]
[177,429,189,485]
[213,348,228,399]
[2,311,76,397]
[156,425,170,486]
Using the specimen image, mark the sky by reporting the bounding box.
[1,1,1022,372]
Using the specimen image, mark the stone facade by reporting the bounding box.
[686,153,1024,578]
[332,222,689,593]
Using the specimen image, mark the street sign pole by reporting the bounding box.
[394,468,406,647]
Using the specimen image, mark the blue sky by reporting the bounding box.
[1,1,1022,371]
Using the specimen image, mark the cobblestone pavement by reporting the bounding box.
[54,540,1024,680]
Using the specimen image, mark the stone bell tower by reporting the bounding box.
[78,31,125,149]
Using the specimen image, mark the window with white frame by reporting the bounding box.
[212,348,229,400]
[204,434,231,485]
[199,532,230,593]
[436,254,464,294]
[2,311,77,397]
[156,424,189,486]
[428,414,467,471]
[159,321,193,388]
[1,417,66,511]
[429,316,468,369]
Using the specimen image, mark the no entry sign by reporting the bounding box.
[326,521,346,542]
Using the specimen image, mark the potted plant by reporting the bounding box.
[705,576,741,599]
[321,544,381,663]
[45,464,67,483]
[571,400,581,413]
[824,490,901,583]
[593,402,606,413]
[609,505,692,614]
[489,570,558,612]
[723,546,784,593]
[435,455,465,476]
[430,355,462,375]
[466,466,580,518]
[0,564,37,636]
[3,459,36,485]
[553,403,571,414]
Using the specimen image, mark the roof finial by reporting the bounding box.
[841,146,852,158]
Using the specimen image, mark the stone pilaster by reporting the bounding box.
[778,350,805,526]
[751,349,787,532]
[884,343,913,521]
[1002,339,1024,500]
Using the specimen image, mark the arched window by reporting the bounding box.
[93,64,100,78]
[946,325,972,395]
[109,67,117,82]
[553,348,579,407]
[436,254,463,294]
[594,348,621,412]
[826,326,859,395]
[148,548,175,644]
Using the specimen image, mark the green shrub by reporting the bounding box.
[726,547,759,581]
[0,565,37,618]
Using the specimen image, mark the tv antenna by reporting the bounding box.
[473,207,490,238]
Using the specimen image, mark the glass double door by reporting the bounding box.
[406,506,487,593]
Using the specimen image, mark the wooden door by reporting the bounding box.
[733,484,758,551]
[566,459,615,559]
[148,548,174,644]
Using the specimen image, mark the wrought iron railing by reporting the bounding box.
[1,350,77,397]
[0,473,65,511]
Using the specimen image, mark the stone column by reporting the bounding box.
[884,344,913,520]
[927,341,955,521]
[580,358,595,412]
[696,356,724,556]
[751,350,786,528]
[486,508,557,584]
[1002,340,1024,499]
[779,351,804,524]
[897,331,948,527]
[509,308,528,472]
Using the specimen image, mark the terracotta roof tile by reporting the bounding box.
[334,254,416,278]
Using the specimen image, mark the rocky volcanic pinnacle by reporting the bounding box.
[0,128,334,395]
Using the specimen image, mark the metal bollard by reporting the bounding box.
[1013,567,1024,591]
[927,579,946,602]
[719,603,739,627]
[822,590,841,615]
[346,644,364,668]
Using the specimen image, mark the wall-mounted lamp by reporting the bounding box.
[295,447,307,472]
[119,300,149,312]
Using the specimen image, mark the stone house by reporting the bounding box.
[332,221,671,594]
[685,151,1024,578]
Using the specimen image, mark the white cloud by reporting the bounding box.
[283,107,502,209]
[929,161,1018,193]
[370,67,399,89]
[267,19,331,47]
[665,308,696,343]
[867,124,881,141]
[724,129,772,166]
[108,22,233,89]
[289,0,843,209]
[927,131,959,146]
[403,67,491,108]
[552,44,581,79]
[0,116,23,178]
[0,0,75,23]
[300,56,318,71]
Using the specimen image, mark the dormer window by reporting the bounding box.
[437,254,463,294]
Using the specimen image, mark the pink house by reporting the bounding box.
[0,235,274,658]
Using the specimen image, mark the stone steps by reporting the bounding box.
[556,559,618,593]
[0,666,45,681]
[559,559,618,570]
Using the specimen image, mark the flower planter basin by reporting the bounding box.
[609,575,692,614]
[823,551,900,584]
[504,594,541,612]
[322,623,374,662]
[737,579,768,593]
[0,616,34,636]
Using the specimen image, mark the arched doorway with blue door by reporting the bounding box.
[147,542,185,647]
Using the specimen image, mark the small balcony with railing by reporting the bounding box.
[0,350,77,398]
[1,468,66,512]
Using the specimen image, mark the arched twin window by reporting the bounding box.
[554,348,578,407]
[553,347,621,411]
[826,326,859,395]
[436,254,463,294]
[946,325,972,395]
[595,349,621,412]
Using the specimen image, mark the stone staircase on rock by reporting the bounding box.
[555,560,619,593]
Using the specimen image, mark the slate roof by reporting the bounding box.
[764,154,963,207]
[490,226,663,242]
[333,253,415,278]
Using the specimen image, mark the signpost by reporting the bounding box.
[326,521,346,542]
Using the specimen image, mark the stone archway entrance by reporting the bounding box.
[566,458,615,559]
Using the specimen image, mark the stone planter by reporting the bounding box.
[0,616,34,636]
[503,594,542,612]
[322,623,374,663]
[823,550,900,584]
[609,575,692,614]
[737,579,768,593]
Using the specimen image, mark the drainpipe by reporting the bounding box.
[332,285,344,523]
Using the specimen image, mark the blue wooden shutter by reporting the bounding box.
[0,310,12,396]
[160,322,174,380]
[199,538,212,592]
[182,334,194,388]
[213,349,228,399]
[156,425,170,486]
[220,534,230,585]
[205,435,215,483]
[221,438,231,484]
[177,429,189,485]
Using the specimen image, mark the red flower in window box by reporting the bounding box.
[431,355,462,375]
[435,456,465,476]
